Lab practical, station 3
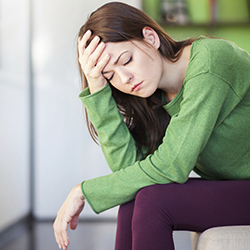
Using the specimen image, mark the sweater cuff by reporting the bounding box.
[78,84,110,101]
[78,84,113,115]
[81,181,99,214]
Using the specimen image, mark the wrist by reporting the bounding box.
[88,80,107,94]
[74,184,85,201]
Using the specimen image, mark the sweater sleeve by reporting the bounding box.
[81,73,231,214]
[79,84,142,173]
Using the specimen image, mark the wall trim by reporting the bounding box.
[0,214,33,249]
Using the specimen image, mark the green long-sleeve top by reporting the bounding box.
[79,37,250,214]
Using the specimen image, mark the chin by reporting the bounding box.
[138,88,158,98]
[140,93,152,98]
[133,93,153,99]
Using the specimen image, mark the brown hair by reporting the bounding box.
[78,2,195,157]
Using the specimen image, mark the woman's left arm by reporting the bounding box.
[81,73,234,213]
[53,73,231,248]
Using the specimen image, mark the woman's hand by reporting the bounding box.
[78,30,110,94]
[53,184,85,250]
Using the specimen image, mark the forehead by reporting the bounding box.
[104,40,135,55]
[99,40,138,72]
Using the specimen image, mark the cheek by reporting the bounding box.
[139,53,158,74]
[110,79,125,92]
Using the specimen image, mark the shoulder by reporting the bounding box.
[194,36,235,50]
[194,37,235,64]
[184,37,250,98]
[186,37,237,81]
[191,37,236,66]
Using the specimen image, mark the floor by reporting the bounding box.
[0,220,193,250]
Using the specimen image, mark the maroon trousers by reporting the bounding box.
[115,178,250,250]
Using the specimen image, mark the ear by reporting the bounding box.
[142,27,160,49]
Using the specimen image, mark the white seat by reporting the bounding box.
[192,226,250,250]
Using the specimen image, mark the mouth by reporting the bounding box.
[131,82,143,92]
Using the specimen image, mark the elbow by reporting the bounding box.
[166,170,190,184]
[177,176,189,184]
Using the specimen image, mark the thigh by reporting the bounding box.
[134,178,250,233]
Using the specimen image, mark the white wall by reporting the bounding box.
[0,0,142,231]
[0,0,31,231]
[32,0,141,219]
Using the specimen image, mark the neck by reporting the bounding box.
[159,45,191,96]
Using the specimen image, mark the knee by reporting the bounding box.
[132,185,175,230]
[134,183,180,210]
[134,185,161,212]
[132,184,185,227]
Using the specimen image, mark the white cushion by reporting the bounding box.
[192,226,250,250]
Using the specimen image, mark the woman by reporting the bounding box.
[53,2,250,250]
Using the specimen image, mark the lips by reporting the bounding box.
[131,82,142,92]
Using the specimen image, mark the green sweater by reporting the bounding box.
[79,37,250,214]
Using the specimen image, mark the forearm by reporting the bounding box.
[79,84,141,172]
[81,161,171,214]
[80,74,231,214]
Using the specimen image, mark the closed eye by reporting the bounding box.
[107,74,114,82]
[124,56,132,66]
[104,56,132,82]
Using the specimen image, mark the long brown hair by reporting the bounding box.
[78,2,195,157]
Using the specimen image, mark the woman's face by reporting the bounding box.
[100,31,164,98]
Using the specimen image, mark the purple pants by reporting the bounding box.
[115,178,250,250]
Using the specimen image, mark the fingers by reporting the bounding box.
[84,35,101,58]
[78,30,108,69]
[78,30,103,60]
[78,29,92,56]
[97,53,110,73]
[79,35,105,67]
[61,221,69,249]
[78,30,110,93]
[53,217,69,250]
[53,185,85,250]
[87,39,105,67]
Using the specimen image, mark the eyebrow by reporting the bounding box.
[102,50,129,75]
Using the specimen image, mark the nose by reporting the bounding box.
[118,69,133,85]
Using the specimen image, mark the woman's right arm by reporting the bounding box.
[79,85,142,172]
[78,31,142,172]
